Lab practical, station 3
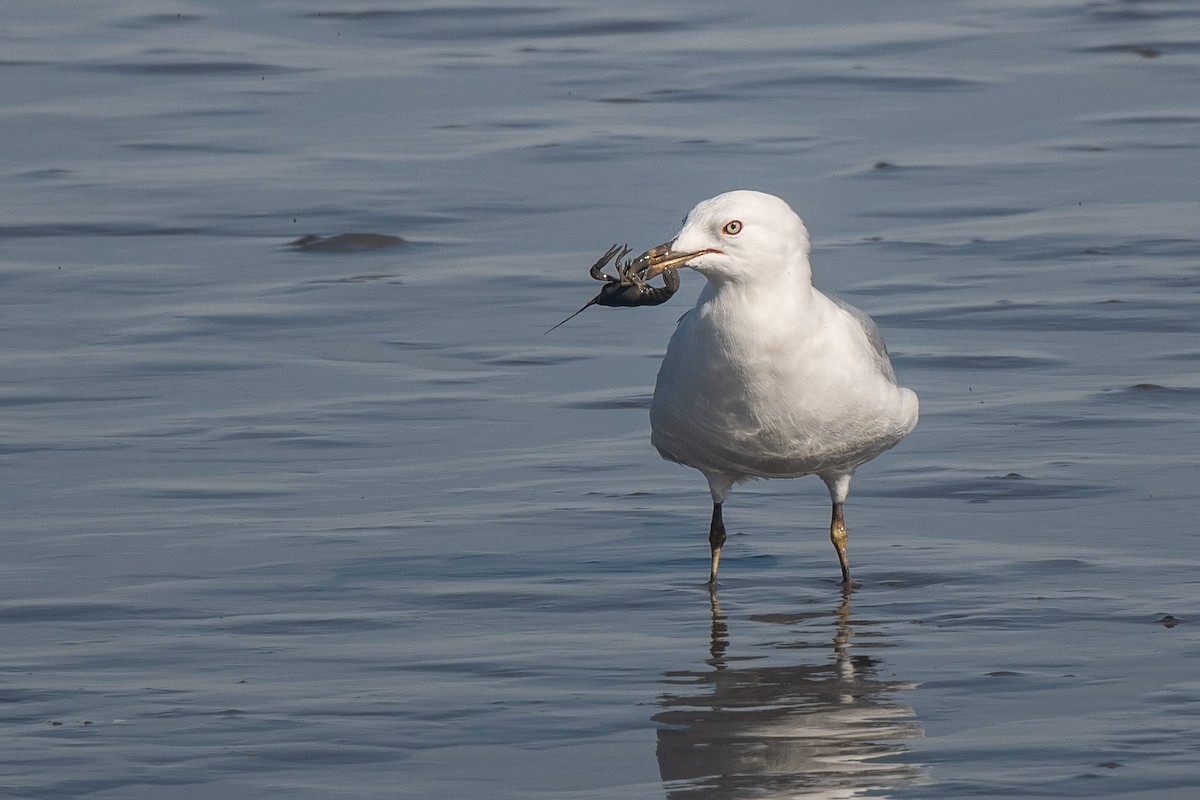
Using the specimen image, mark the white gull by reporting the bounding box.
[633,190,918,587]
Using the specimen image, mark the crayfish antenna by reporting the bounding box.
[544,298,598,334]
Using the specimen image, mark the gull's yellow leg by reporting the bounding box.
[830,501,851,586]
[707,502,726,587]
[822,473,855,587]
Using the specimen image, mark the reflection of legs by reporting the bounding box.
[708,502,726,587]
[707,582,727,665]
[832,584,852,658]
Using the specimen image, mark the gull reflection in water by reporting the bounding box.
[654,591,924,799]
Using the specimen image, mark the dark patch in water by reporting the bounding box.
[595,88,730,105]
[880,474,1109,501]
[0,223,202,238]
[595,96,647,104]
[117,13,206,29]
[305,7,678,41]
[304,273,402,284]
[1097,384,1200,404]
[122,141,262,154]
[303,7,549,22]
[900,353,1064,370]
[1095,112,1200,126]
[0,602,135,623]
[1081,44,1172,58]
[136,487,294,500]
[482,352,590,366]
[1085,1,1192,22]
[747,72,982,93]
[17,167,74,179]
[89,60,307,77]
[0,392,151,408]
[564,393,652,410]
[290,233,406,253]
[877,298,1200,334]
[748,611,830,625]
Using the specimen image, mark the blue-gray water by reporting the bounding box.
[4,1,1199,797]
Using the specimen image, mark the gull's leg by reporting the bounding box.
[708,502,726,587]
[704,475,734,588]
[822,473,855,587]
[830,502,850,586]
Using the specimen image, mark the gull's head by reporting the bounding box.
[635,190,811,285]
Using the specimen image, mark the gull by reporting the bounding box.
[632,190,918,587]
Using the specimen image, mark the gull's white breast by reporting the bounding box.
[649,283,918,482]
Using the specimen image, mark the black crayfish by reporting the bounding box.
[546,243,680,333]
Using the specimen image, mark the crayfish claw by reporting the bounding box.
[589,243,623,282]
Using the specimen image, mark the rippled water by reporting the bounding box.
[3,1,1199,798]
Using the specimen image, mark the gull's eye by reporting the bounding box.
[722,220,743,236]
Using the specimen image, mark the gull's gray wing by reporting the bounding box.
[830,295,897,384]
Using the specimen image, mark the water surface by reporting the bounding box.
[3,1,1199,797]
